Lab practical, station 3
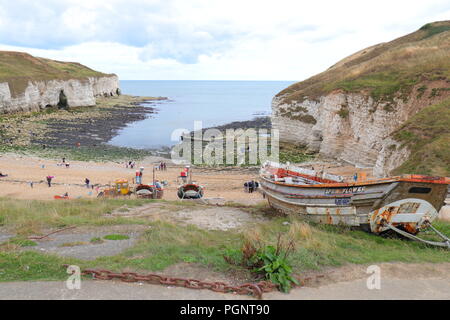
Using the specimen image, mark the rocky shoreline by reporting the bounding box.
[0,95,167,149]
[188,116,271,137]
[33,102,156,148]
[0,95,173,161]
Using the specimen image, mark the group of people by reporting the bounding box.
[57,157,70,168]
[244,180,259,193]
[157,162,167,171]
[126,161,136,169]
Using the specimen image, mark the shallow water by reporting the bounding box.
[108,80,294,149]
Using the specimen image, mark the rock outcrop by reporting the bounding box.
[0,51,120,114]
[272,21,450,177]
[0,75,119,114]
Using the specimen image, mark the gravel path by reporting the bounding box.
[112,204,265,231]
[23,225,148,260]
[1,276,448,300]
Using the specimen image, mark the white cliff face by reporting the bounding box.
[271,91,416,177]
[0,75,119,114]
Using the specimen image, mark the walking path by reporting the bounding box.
[1,276,448,300]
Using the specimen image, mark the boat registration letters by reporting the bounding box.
[325,186,365,195]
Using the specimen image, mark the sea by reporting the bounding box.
[108,80,294,149]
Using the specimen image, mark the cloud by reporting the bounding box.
[0,0,449,79]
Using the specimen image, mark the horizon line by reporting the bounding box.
[119,79,298,81]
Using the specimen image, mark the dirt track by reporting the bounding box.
[1,262,449,300]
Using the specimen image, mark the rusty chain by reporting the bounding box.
[28,226,77,240]
[63,265,325,299]
[63,265,291,298]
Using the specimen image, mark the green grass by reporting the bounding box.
[277,21,450,105]
[103,234,130,240]
[279,143,315,164]
[0,198,448,282]
[4,237,37,247]
[392,97,450,176]
[0,51,111,97]
[420,23,450,39]
[0,198,159,235]
[0,144,154,162]
[330,71,419,102]
[0,251,77,282]
[94,221,242,271]
[0,216,449,282]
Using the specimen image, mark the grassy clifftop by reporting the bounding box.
[392,97,450,176]
[277,21,450,103]
[0,51,114,96]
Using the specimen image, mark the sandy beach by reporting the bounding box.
[1,153,448,220]
[0,153,264,202]
[0,153,373,203]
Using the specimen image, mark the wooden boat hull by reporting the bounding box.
[260,163,448,234]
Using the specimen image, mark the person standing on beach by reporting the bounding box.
[46,176,53,187]
[135,170,141,184]
[248,181,254,193]
[85,178,90,188]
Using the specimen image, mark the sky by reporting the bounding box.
[0,0,449,81]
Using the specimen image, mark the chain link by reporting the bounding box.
[65,265,324,299]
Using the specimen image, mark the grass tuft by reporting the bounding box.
[103,234,130,241]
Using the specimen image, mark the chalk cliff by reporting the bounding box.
[0,51,120,114]
[272,21,450,177]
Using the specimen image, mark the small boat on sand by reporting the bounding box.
[259,161,450,248]
[177,183,204,199]
[177,166,204,199]
[135,184,164,199]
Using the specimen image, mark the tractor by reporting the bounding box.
[97,179,132,198]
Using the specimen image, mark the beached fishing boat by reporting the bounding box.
[259,161,450,248]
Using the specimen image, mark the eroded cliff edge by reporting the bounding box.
[272,21,450,177]
[0,51,120,114]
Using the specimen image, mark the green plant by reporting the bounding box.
[337,107,349,118]
[416,85,427,99]
[103,234,130,240]
[223,232,299,293]
[255,244,299,293]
